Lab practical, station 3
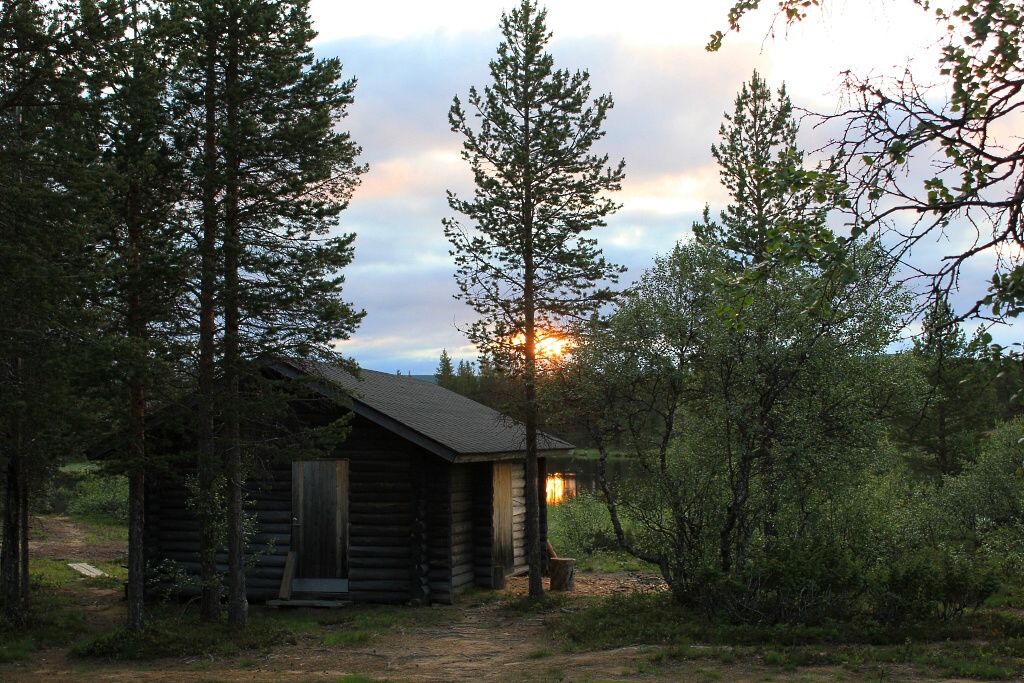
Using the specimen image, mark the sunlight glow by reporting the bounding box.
[510,331,572,359]
[546,473,577,505]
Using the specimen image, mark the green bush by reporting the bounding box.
[870,549,998,623]
[66,473,129,524]
[547,493,618,557]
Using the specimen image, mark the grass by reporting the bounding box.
[15,503,1024,681]
[72,600,463,661]
[317,606,446,651]
[0,582,86,663]
[32,555,127,591]
[500,591,570,615]
[572,550,647,573]
[548,591,1024,679]
[41,570,466,664]
[71,615,301,660]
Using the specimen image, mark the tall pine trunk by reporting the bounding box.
[197,19,221,621]
[523,165,543,597]
[18,468,27,609]
[125,155,148,631]
[2,389,22,620]
[224,17,247,626]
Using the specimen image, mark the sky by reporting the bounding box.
[305,0,992,375]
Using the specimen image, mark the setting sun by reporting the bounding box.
[510,331,571,359]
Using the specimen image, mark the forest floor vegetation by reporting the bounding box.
[2,514,1023,682]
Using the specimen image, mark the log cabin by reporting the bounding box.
[143,358,574,605]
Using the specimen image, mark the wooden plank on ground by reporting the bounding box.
[266,599,353,609]
[68,563,106,578]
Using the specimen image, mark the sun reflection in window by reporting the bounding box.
[546,472,577,505]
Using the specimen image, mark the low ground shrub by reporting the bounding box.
[547,493,619,557]
[67,473,129,524]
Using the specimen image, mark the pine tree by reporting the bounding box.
[435,349,456,389]
[87,0,185,632]
[166,0,365,626]
[445,0,624,595]
[0,0,98,621]
[695,70,846,274]
[903,295,991,477]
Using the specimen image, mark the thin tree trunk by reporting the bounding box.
[520,61,543,597]
[125,112,148,629]
[223,16,247,626]
[197,17,222,621]
[126,381,146,631]
[2,406,21,620]
[18,469,27,609]
[523,201,543,598]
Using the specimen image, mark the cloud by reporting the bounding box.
[315,5,987,374]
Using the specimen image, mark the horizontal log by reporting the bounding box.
[244,481,291,493]
[155,519,199,532]
[451,521,473,537]
[349,545,412,558]
[349,556,412,570]
[349,455,414,469]
[349,568,411,582]
[349,485,412,497]
[348,502,407,515]
[155,540,287,556]
[349,513,413,526]
[431,593,454,606]
[158,530,288,544]
[247,500,291,511]
[157,553,287,569]
[452,568,475,588]
[253,511,292,524]
[349,591,411,603]
[348,580,413,593]
[350,524,412,538]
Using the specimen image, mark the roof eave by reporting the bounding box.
[271,359,575,463]
[452,447,576,464]
[271,359,462,462]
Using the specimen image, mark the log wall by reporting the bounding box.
[144,458,292,602]
[511,461,528,575]
[144,412,533,604]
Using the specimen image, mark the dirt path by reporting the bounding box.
[0,517,976,683]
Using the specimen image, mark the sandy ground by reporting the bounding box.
[0,517,975,683]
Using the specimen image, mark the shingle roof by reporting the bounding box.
[274,359,575,463]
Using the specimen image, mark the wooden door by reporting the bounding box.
[492,462,514,575]
[292,460,349,591]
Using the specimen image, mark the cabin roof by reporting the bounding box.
[272,359,575,463]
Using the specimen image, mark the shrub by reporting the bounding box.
[547,492,619,557]
[66,474,129,524]
[870,549,998,623]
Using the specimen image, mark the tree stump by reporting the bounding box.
[549,558,576,592]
